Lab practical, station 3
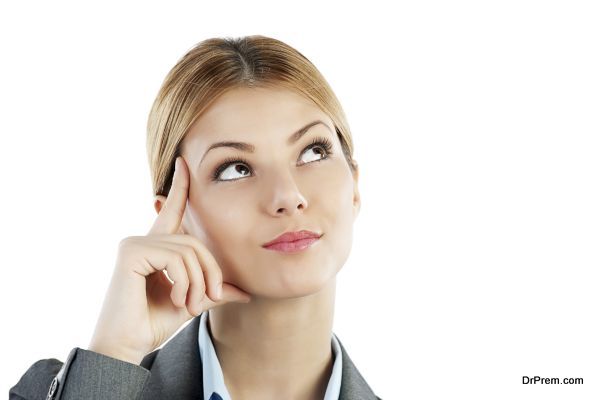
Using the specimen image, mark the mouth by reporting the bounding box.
[262,230,323,253]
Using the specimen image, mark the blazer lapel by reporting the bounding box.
[140,315,379,400]
[336,334,380,400]
[141,316,204,400]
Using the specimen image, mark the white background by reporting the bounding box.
[1,1,599,399]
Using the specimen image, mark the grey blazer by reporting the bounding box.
[9,314,382,400]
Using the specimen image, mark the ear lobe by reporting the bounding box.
[154,195,167,215]
[353,189,361,218]
[351,161,361,218]
[153,194,186,234]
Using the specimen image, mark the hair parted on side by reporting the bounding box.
[147,34,357,197]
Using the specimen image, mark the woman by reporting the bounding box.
[10,35,381,400]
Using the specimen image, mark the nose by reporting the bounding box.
[264,170,308,216]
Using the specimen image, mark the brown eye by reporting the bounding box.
[299,144,328,164]
[217,162,250,181]
[298,137,334,165]
[212,160,251,182]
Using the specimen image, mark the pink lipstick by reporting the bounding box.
[262,230,322,253]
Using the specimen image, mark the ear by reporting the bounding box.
[153,194,186,234]
[351,160,361,219]
[154,195,167,215]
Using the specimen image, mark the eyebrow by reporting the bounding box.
[198,120,333,167]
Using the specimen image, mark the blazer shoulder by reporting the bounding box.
[9,357,63,399]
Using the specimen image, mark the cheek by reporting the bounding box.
[196,191,250,243]
[186,185,251,267]
[312,163,356,268]
[191,181,250,226]
[319,163,356,224]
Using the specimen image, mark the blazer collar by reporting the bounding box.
[141,314,378,400]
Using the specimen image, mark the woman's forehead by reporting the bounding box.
[185,87,333,145]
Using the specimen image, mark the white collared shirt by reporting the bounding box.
[198,310,342,400]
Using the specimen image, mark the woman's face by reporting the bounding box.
[176,86,360,299]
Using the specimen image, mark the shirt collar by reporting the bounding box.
[198,310,342,400]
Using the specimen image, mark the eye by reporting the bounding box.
[212,157,252,182]
[211,137,334,182]
[299,137,333,164]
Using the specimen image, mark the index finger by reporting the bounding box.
[148,156,190,235]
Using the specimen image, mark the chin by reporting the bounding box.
[251,261,340,299]
[227,234,350,299]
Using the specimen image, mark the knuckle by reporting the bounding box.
[186,234,202,246]
[184,234,205,252]
[183,246,196,262]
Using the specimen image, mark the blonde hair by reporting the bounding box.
[147,35,357,197]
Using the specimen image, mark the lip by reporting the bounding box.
[262,230,323,252]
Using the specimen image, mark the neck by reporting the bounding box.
[208,278,337,400]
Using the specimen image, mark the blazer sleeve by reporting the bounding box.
[9,347,151,400]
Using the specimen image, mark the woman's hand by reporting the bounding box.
[88,156,252,365]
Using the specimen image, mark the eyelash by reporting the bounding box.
[211,136,334,182]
